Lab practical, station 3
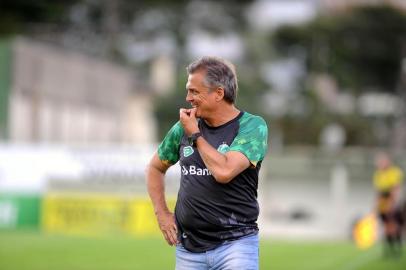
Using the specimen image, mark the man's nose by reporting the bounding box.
[186,92,193,102]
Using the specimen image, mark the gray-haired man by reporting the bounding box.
[147,56,268,269]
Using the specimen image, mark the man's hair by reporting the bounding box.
[186,56,238,104]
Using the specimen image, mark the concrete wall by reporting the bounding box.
[8,37,156,145]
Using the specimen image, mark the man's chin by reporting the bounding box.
[194,108,201,118]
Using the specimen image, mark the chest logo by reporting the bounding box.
[217,143,230,154]
[183,146,194,157]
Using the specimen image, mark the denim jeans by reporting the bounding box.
[175,233,259,270]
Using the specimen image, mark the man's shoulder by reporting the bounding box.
[239,112,268,129]
[167,121,185,135]
[158,121,185,165]
[159,121,185,149]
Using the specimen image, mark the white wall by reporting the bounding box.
[8,38,156,145]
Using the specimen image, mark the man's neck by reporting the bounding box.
[203,105,240,127]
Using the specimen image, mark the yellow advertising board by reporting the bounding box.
[42,193,176,237]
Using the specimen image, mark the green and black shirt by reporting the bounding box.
[158,111,268,252]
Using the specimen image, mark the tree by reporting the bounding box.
[269,5,406,147]
[273,5,406,93]
[0,0,78,36]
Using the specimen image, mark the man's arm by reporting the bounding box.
[195,137,250,183]
[146,152,178,246]
[179,108,250,184]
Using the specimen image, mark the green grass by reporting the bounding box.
[0,230,405,270]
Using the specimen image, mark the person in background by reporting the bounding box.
[373,152,404,258]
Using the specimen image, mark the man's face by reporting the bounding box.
[185,70,217,118]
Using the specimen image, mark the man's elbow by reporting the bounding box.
[145,162,157,175]
[145,163,153,184]
[213,170,234,184]
[145,163,151,175]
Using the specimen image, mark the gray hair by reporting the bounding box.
[186,56,238,104]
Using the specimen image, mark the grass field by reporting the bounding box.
[0,230,405,270]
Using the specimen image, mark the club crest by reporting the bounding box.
[217,143,229,154]
[183,146,194,157]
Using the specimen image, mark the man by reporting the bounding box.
[146,56,268,269]
[373,152,404,258]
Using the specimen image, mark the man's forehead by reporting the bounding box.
[187,71,205,87]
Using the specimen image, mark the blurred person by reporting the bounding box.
[373,152,404,258]
[146,56,268,270]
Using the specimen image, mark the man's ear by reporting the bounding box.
[215,87,225,102]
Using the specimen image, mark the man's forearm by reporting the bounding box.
[195,137,232,183]
[147,165,170,215]
[146,155,178,246]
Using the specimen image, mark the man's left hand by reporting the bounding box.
[179,108,199,136]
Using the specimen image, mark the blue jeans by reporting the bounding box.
[175,233,259,270]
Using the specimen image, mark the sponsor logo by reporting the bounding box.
[217,143,229,154]
[181,165,212,176]
[183,146,194,157]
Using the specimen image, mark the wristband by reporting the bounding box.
[188,132,202,146]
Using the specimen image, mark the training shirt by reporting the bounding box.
[373,166,404,192]
[158,111,268,252]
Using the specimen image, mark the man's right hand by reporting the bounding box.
[156,210,179,246]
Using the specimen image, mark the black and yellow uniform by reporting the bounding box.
[373,166,403,222]
[374,164,404,258]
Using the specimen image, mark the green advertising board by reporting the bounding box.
[0,194,41,229]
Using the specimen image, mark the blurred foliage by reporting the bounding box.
[0,0,77,35]
[275,110,375,146]
[156,5,406,146]
[1,1,404,146]
[273,5,406,93]
[269,5,406,146]
[268,88,375,146]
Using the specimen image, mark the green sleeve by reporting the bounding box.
[227,114,268,166]
[157,121,184,165]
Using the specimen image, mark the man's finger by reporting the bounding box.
[165,231,175,246]
[189,107,197,118]
[162,231,172,245]
[179,108,193,117]
[179,108,191,120]
[168,229,178,245]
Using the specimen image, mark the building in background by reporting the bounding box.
[1,37,156,145]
